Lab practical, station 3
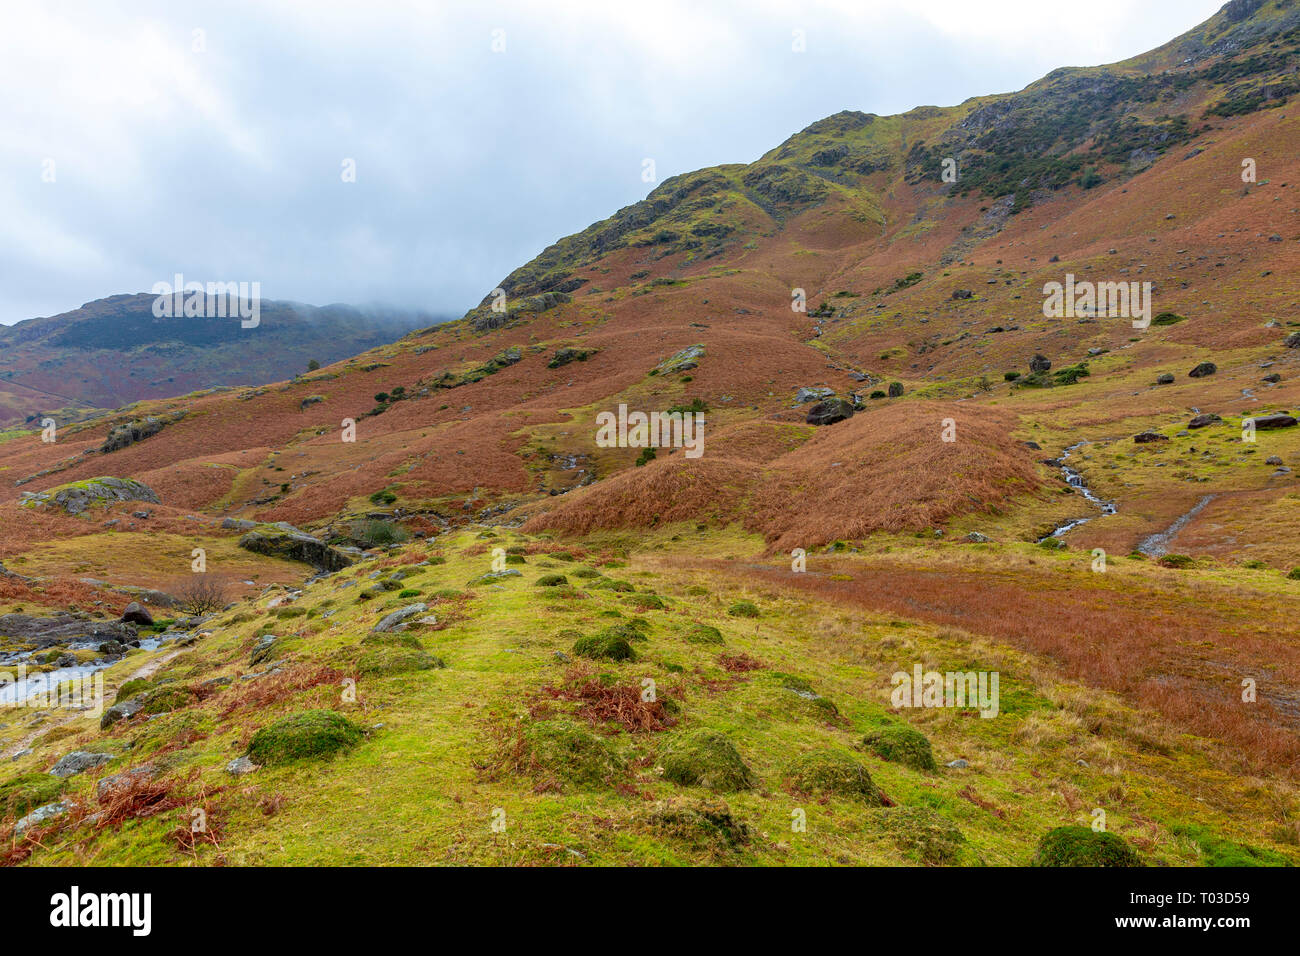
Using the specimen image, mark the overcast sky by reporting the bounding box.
[0,0,1224,325]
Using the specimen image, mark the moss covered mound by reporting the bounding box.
[784,749,881,803]
[644,797,750,853]
[138,686,197,716]
[661,731,755,792]
[247,710,365,766]
[870,806,970,865]
[573,631,637,661]
[1033,826,1141,867]
[0,773,64,817]
[727,600,760,618]
[523,719,623,788]
[684,624,725,645]
[862,724,936,771]
[357,646,445,675]
[535,573,569,587]
[361,631,424,649]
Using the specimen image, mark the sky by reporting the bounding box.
[0,0,1225,326]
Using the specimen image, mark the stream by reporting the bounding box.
[1038,441,1117,541]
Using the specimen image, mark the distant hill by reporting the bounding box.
[0,294,444,425]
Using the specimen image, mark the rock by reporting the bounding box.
[951,289,973,300]
[221,517,258,531]
[21,476,160,515]
[250,634,278,665]
[794,386,834,405]
[1029,354,1051,374]
[120,602,153,626]
[1249,413,1299,430]
[887,382,904,398]
[225,756,260,775]
[965,532,992,543]
[1284,332,1300,349]
[1188,413,1222,429]
[467,569,523,586]
[100,696,145,730]
[1188,362,1217,378]
[239,528,354,572]
[806,398,855,426]
[654,344,705,375]
[1023,440,1042,450]
[372,603,429,633]
[96,765,156,797]
[15,800,71,834]
[1267,456,1283,466]
[946,759,969,769]
[0,613,135,650]
[1263,373,1282,383]
[49,751,114,778]
[1134,431,1169,443]
[1155,373,1175,385]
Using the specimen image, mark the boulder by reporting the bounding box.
[239,527,355,572]
[952,289,973,300]
[1188,413,1221,429]
[794,386,834,405]
[1249,413,1298,430]
[372,603,429,633]
[100,696,146,730]
[49,751,114,778]
[1029,354,1051,374]
[1188,362,1217,378]
[96,765,156,797]
[806,398,855,426]
[1155,373,1175,385]
[1134,431,1169,443]
[120,602,153,626]
[15,800,71,834]
[1284,332,1300,349]
[225,756,260,775]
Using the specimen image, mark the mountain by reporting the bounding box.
[1,1,1299,867]
[0,294,441,426]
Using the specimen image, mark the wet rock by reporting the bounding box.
[120,602,154,626]
[49,751,114,778]
[806,398,856,426]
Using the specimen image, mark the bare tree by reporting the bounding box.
[175,575,230,616]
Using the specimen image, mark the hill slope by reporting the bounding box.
[2,0,1300,867]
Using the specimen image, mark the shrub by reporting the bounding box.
[246,710,365,765]
[661,731,755,792]
[1287,568,1300,581]
[1033,826,1140,867]
[369,489,397,505]
[862,724,937,771]
[727,600,760,618]
[350,519,409,548]
[635,448,656,467]
[1158,554,1195,569]
[397,588,421,599]
[175,576,229,616]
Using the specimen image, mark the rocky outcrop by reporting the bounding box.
[1134,431,1169,443]
[654,345,705,375]
[1188,362,1217,378]
[1188,413,1222,429]
[238,524,355,571]
[120,602,154,626]
[1249,413,1298,430]
[49,751,114,778]
[21,477,160,515]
